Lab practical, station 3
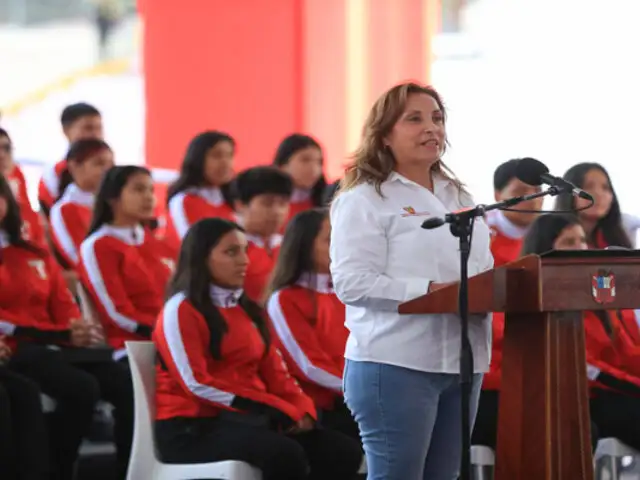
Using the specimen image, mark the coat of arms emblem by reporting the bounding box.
[592,270,615,304]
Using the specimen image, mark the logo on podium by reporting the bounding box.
[592,270,616,304]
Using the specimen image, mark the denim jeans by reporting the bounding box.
[343,359,483,480]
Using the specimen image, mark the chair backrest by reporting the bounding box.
[125,341,160,477]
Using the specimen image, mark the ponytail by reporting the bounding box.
[56,167,73,201]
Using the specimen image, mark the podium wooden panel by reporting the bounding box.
[399,250,640,480]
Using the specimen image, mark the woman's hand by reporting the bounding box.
[70,320,93,347]
[0,336,11,362]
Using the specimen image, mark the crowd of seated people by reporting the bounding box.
[0,103,358,480]
[472,158,640,455]
[2,99,640,480]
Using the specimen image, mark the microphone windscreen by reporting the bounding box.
[515,157,549,186]
[422,217,445,229]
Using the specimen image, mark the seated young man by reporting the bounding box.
[38,103,103,215]
[234,166,292,304]
[485,158,543,267]
[472,158,544,449]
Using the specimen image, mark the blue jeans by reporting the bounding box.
[344,360,483,480]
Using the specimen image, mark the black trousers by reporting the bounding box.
[320,397,362,444]
[0,367,50,480]
[591,388,640,451]
[156,415,363,480]
[472,389,600,452]
[9,343,134,480]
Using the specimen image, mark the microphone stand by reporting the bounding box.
[421,186,563,480]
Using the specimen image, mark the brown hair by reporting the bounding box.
[339,81,464,196]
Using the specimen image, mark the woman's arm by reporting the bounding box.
[330,191,429,311]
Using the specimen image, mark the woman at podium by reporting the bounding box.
[330,82,493,480]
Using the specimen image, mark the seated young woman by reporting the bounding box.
[79,166,176,361]
[0,174,134,480]
[472,213,602,452]
[265,208,359,441]
[0,336,51,480]
[165,131,237,249]
[153,217,363,480]
[49,139,114,269]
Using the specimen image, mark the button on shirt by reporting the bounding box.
[329,172,493,374]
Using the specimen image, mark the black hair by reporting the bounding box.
[272,134,326,207]
[166,131,236,207]
[87,165,152,238]
[521,213,582,257]
[234,166,293,205]
[493,159,522,191]
[265,208,328,302]
[322,180,340,206]
[0,174,43,254]
[554,162,631,248]
[166,218,269,359]
[58,138,112,200]
[60,103,101,127]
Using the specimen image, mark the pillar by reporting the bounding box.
[139,0,440,186]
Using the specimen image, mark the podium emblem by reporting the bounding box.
[592,270,616,304]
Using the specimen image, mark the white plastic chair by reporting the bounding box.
[595,437,639,480]
[471,445,495,480]
[125,341,262,480]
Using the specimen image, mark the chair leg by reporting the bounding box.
[607,456,619,480]
[472,465,493,480]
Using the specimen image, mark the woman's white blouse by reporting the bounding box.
[330,172,493,374]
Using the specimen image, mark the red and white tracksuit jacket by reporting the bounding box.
[79,224,175,359]
[153,286,317,424]
[266,273,348,410]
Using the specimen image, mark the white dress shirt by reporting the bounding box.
[330,171,493,374]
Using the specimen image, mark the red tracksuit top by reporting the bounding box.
[49,183,94,267]
[79,224,176,355]
[266,273,348,410]
[0,233,81,349]
[244,234,282,304]
[38,159,66,213]
[153,288,317,422]
[584,309,640,392]
[6,165,46,247]
[483,210,528,390]
[280,189,314,233]
[591,232,640,344]
[166,187,236,249]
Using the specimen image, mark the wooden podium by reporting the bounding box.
[398,250,640,480]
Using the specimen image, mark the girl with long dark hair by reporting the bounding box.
[0,173,133,480]
[79,166,176,361]
[555,162,631,249]
[154,218,362,480]
[0,128,45,247]
[165,131,237,248]
[265,209,358,441]
[272,134,327,229]
[49,138,114,268]
[555,163,640,344]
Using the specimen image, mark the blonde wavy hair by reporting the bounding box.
[339,81,464,196]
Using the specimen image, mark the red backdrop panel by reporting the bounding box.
[140,0,438,184]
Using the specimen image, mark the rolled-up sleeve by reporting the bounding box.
[330,190,429,311]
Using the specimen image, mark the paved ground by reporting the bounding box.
[0,14,138,107]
